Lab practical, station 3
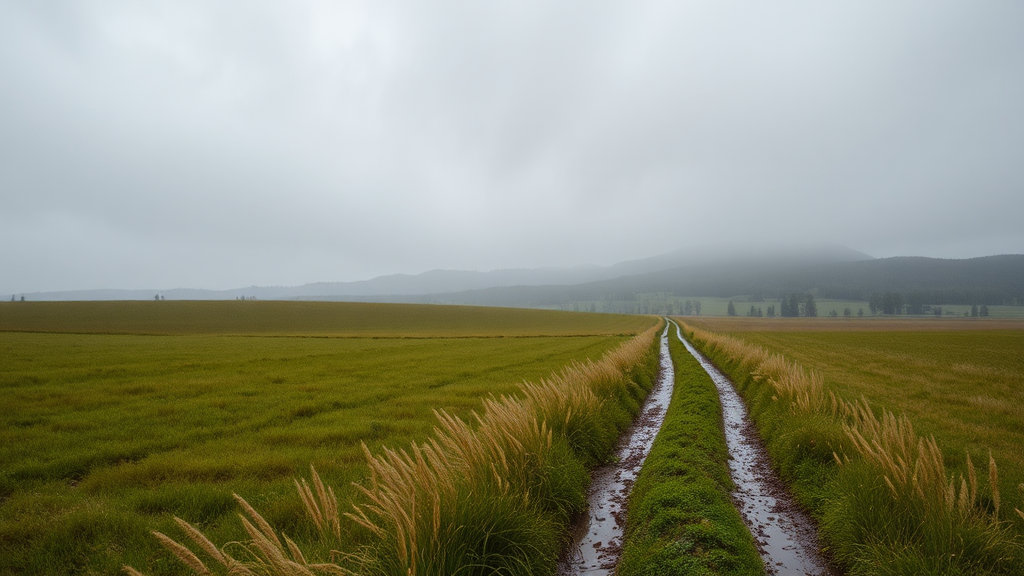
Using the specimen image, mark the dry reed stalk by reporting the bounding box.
[968,452,978,504]
[990,452,1000,517]
[294,465,342,540]
[132,489,350,576]
[234,494,284,551]
[152,531,211,575]
[173,517,228,567]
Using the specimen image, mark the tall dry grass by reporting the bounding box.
[132,484,350,576]
[126,322,662,576]
[680,322,1023,574]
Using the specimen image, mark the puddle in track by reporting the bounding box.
[677,326,838,576]
[558,325,674,575]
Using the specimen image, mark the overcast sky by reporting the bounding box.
[2,1,1022,293]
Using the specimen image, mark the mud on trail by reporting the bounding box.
[560,322,838,575]
[677,328,838,576]
[558,326,675,575]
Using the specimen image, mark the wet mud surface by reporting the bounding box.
[678,330,838,576]
[558,327,675,575]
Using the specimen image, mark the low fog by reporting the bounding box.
[2,1,1022,294]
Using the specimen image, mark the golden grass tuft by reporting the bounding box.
[151,530,211,575]
[125,490,356,575]
[295,465,341,541]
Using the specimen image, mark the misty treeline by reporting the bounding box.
[745,256,1024,306]
[729,293,825,318]
[778,293,816,317]
[868,292,990,316]
[728,256,1024,306]
[382,255,1024,311]
[560,296,702,316]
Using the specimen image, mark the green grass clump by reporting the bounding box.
[679,320,1024,575]
[617,322,762,576]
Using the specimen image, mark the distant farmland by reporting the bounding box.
[0,301,657,575]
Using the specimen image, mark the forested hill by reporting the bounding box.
[761,255,1024,303]
[355,255,1024,307]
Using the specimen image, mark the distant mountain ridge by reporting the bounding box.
[373,254,1024,308]
[10,243,872,301]
[16,245,1021,307]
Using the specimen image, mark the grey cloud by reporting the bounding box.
[2,1,1022,293]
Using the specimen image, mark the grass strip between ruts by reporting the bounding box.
[618,321,763,575]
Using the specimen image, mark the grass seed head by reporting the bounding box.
[152,531,211,575]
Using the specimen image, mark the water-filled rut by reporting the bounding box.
[559,325,675,575]
[677,325,836,576]
[561,321,836,575]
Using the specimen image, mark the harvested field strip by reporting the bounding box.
[617,321,762,575]
[679,321,1024,575]
[0,300,654,337]
[127,322,663,575]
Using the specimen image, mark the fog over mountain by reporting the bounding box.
[2,2,1022,295]
[12,243,874,301]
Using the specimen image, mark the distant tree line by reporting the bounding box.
[680,299,702,315]
[559,297,702,316]
[778,293,817,317]
[867,291,991,316]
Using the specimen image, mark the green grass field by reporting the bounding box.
[681,317,1024,574]
[0,301,656,575]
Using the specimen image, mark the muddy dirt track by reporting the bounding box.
[677,325,837,576]
[560,321,837,575]
[559,325,675,575]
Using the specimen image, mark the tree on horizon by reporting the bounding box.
[805,294,818,317]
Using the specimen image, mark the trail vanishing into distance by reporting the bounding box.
[676,324,835,576]
[562,321,835,575]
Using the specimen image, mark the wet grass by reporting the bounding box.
[680,317,1024,575]
[0,301,657,575]
[618,322,763,575]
